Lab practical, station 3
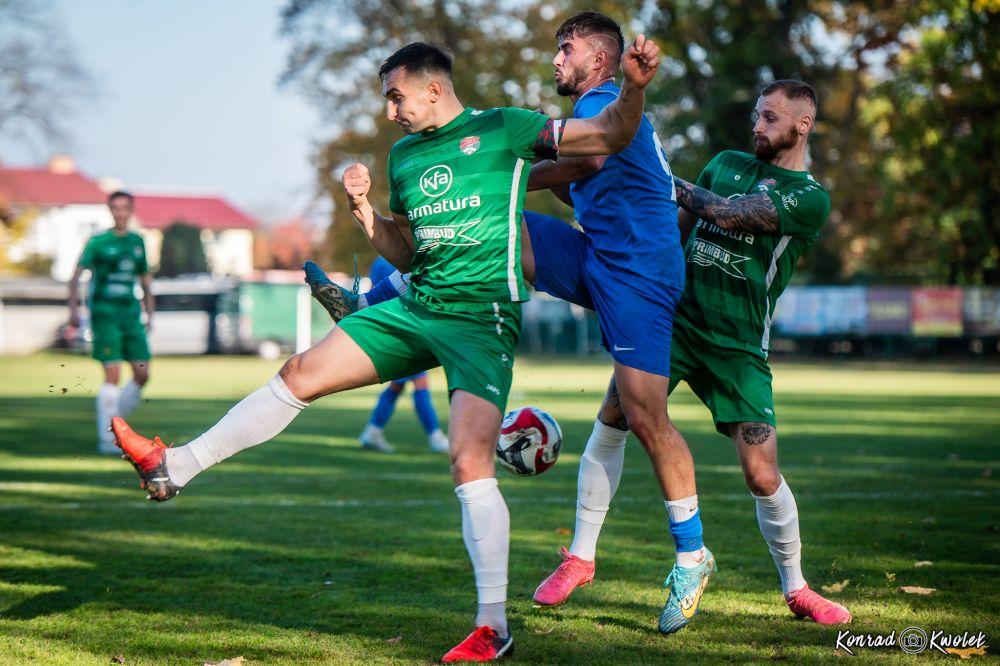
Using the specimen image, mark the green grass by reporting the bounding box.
[1,353,998,664]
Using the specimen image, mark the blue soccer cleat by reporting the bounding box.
[658,547,717,634]
[302,260,361,323]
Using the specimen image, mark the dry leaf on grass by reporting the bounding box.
[555,527,571,535]
[111,656,125,664]
[386,635,403,645]
[532,627,555,635]
[946,646,987,659]
[914,561,933,567]
[821,580,850,594]
[899,586,936,595]
[204,658,245,666]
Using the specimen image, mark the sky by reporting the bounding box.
[5,0,323,223]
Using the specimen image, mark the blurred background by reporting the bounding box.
[0,0,997,360]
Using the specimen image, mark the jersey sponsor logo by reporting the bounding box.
[689,238,750,280]
[414,219,482,252]
[696,218,755,245]
[406,194,482,221]
[419,164,453,197]
[781,192,798,209]
[459,136,480,155]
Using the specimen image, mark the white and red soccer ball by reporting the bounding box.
[496,406,562,476]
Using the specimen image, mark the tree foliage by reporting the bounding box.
[281,0,999,284]
[158,222,209,277]
[0,0,92,153]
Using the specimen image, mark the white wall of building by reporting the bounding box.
[202,228,254,277]
[17,205,114,282]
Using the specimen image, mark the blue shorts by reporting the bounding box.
[526,211,682,377]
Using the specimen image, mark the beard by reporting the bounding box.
[555,65,587,97]
[754,125,799,161]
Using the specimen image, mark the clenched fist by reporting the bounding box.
[621,34,660,89]
[342,162,371,210]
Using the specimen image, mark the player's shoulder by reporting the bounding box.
[573,82,619,115]
[712,150,756,169]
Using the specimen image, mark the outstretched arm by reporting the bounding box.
[342,162,414,271]
[527,155,606,191]
[554,35,660,157]
[673,177,780,234]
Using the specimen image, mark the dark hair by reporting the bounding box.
[760,79,817,110]
[555,11,625,59]
[107,190,134,205]
[379,42,453,82]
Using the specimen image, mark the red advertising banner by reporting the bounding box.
[911,288,963,337]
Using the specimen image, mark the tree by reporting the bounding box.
[860,3,999,284]
[0,0,93,153]
[158,222,209,277]
[280,0,571,270]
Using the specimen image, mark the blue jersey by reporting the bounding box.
[369,256,396,285]
[569,81,684,289]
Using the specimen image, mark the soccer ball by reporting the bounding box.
[496,406,563,476]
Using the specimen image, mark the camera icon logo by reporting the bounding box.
[899,627,929,654]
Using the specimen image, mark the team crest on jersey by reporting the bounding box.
[756,178,778,192]
[459,136,480,155]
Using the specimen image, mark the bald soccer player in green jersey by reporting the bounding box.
[68,190,154,455]
[111,38,662,662]
[578,79,852,626]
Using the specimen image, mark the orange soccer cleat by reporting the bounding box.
[111,417,180,502]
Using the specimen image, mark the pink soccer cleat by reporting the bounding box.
[532,547,595,607]
[786,584,852,625]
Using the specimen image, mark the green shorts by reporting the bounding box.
[337,292,521,412]
[90,307,150,363]
[668,314,775,437]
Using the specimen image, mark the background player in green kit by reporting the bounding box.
[67,190,153,455]
[110,38,662,663]
[582,80,852,626]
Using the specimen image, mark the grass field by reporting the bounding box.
[1,352,998,664]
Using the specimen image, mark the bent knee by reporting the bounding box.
[745,467,782,496]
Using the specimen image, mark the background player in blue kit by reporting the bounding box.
[305,12,714,635]
[357,257,449,454]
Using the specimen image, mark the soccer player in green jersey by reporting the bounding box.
[68,190,153,455]
[583,79,852,625]
[111,38,662,662]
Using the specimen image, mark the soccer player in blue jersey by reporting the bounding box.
[305,12,714,635]
[358,257,449,454]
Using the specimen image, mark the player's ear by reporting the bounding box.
[427,79,443,102]
[798,113,814,135]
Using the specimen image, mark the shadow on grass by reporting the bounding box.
[1,392,998,663]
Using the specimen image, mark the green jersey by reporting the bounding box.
[677,150,830,352]
[387,107,552,303]
[79,229,148,314]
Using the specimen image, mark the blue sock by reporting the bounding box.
[370,385,403,428]
[412,388,440,434]
[669,509,704,554]
[366,274,403,306]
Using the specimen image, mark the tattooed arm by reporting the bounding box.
[674,176,781,234]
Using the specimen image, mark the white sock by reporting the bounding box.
[569,420,628,561]
[455,477,508,636]
[118,380,142,417]
[754,476,806,595]
[96,383,120,444]
[165,376,308,487]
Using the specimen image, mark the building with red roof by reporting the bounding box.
[0,157,260,280]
